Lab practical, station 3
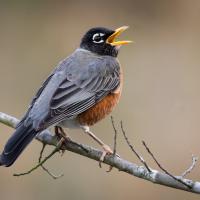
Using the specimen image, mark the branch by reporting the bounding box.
[181,155,198,178]
[120,121,151,173]
[142,141,192,188]
[13,141,61,176]
[38,144,64,179]
[0,112,200,194]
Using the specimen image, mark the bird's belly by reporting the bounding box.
[58,118,80,129]
[77,92,121,126]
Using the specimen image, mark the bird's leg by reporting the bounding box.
[54,126,71,155]
[81,126,113,167]
[55,126,71,140]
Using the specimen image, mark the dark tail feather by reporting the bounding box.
[0,124,39,167]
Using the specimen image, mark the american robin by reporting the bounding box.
[0,26,132,167]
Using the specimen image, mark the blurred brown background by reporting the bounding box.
[0,0,200,199]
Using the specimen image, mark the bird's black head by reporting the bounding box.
[80,26,132,57]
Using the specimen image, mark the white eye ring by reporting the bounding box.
[92,33,105,43]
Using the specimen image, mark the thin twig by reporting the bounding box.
[120,121,151,173]
[142,141,192,189]
[106,116,118,172]
[111,116,118,155]
[13,139,63,177]
[38,143,46,163]
[181,155,198,178]
[38,144,64,179]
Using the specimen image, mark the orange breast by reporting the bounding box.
[78,92,121,126]
[78,65,123,126]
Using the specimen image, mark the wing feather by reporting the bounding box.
[24,50,121,130]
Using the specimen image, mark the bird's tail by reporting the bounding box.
[0,123,39,167]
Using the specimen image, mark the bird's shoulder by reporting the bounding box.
[55,48,120,80]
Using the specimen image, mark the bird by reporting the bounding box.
[0,26,132,167]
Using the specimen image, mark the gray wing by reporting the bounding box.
[16,73,54,128]
[24,50,120,130]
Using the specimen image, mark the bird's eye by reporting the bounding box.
[92,33,105,43]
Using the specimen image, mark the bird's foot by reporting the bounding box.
[99,144,120,170]
[55,126,71,156]
[99,144,113,168]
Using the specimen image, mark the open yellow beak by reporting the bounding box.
[106,26,132,46]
